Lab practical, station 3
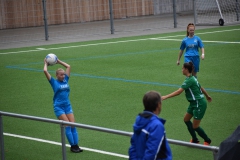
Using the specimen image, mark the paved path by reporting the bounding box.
[0,15,219,50]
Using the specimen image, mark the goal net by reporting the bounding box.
[194,0,240,25]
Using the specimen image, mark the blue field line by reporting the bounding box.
[6,65,240,95]
[71,73,181,88]
[204,88,240,95]
[5,65,53,73]
[71,73,240,95]
[7,48,179,67]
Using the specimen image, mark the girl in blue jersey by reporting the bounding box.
[44,58,83,153]
[177,23,205,78]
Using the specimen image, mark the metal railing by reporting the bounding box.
[0,111,219,160]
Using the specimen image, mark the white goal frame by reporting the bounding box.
[193,0,240,26]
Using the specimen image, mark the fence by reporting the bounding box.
[0,0,194,29]
[0,111,219,160]
[0,0,195,48]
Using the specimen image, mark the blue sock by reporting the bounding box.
[65,126,74,145]
[71,127,79,145]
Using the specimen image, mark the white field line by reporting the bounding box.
[0,28,239,55]
[150,38,240,44]
[154,28,240,39]
[0,39,149,55]
[3,132,129,159]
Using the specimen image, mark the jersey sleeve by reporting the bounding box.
[49,76,54,84]
[197,36,204,48]
[49,77,57,93]
[180,38,186,50]
[65,74,69,82]
[181,78,192,90]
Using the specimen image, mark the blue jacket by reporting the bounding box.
[129,111,172,160]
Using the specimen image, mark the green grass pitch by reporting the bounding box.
[0,24,240,160]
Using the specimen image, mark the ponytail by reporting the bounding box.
[183,62,194,74]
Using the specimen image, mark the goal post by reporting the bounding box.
[193,0,240,26]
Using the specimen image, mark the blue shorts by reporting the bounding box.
[184,56,200,73]
[54,104,73,118]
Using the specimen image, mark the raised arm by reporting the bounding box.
[162,88,184,100]
[57,59,71,77]
[43,59,51,81]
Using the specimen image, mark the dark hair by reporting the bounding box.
[183,61,194,74]
[143,91,161,112]
[186,23,195,36]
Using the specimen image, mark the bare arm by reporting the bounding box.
[201,87,212,102]
[201,48,205,60]
[162,88,184,100]
[57,59,71,77]
[43,59,51,81]
[177,50,184,65]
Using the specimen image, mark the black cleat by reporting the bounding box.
[70,145,83,153]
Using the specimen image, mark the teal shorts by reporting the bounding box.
[187,98,207,120]
[54,104,73,118]
[185,56,200,73]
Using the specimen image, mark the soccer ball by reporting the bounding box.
[46,53,58,66]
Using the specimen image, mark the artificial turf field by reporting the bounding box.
[1,24,240,160]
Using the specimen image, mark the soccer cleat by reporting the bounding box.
[190,139,200,144]
[203,139,211,146]
[70,145,83,153]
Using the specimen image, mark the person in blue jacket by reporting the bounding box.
[177,23,205,78]
[43,58,83,153]
[129,91,172,160]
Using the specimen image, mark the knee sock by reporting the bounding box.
[65,126,74,145]
[71,127,79,145]
[185,121,198,141]
[194,127,210,142]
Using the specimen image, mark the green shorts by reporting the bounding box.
[187,98,207,120]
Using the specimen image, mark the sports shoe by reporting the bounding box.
[70,145,83,153]
[203,139,211,146]
[190,139,200,144]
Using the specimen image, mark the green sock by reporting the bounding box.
[194,127,210,141]
[185,121,198,141]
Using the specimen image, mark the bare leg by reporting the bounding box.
[58,113,70,122]
[184,113,193,122]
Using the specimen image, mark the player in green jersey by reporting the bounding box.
[162,61,212,145]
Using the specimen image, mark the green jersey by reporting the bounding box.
[181,76,204,101]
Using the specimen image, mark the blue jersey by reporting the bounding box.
[49,74,70,107]
[180,35,204,57]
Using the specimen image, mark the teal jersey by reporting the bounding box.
[49,74,70,107]
[181,76,204,101]
[180,35,204,57]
